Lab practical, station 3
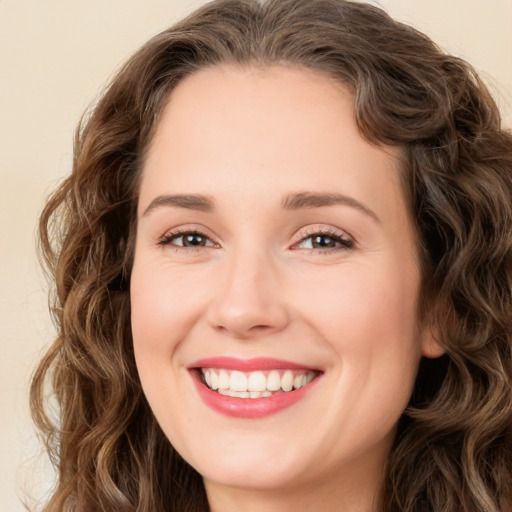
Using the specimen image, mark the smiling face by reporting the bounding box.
[130,65,437,510]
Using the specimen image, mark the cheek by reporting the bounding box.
[130,260,209,354]
[295,262,420,340]
[291,260,423,394]
[129,261,201,430]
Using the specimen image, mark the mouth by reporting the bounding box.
[199,368,318,398]
[189,357,322,418]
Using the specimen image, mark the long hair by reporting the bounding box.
[31,0,512,510]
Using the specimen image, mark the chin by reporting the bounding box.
[174,430,315,491]
[199,456,311,492]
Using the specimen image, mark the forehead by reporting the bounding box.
[139,64,405,222]
[145,65,358,170]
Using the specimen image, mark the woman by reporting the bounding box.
[31,0,512,511]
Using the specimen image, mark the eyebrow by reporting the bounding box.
[141,191,380,223]
[142,194,214,216]
[282,192,380,223]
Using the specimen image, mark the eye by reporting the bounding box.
[294,230,354,252]
[158,230,217,249]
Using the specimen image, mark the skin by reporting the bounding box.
[130,64,442,512]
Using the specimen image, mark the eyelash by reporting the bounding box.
[157,228,354,254]
[292,228,355,254]
[157,229,215,251]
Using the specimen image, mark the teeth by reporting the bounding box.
[219,370,229,390]
[293,374,305,389]
[281,370,294,392]
[230,371,248,391]
[267,370,281,391]
[248,371,266,391]
[200,367,318,397]
[218,389,250,398]
[210,371,219,390]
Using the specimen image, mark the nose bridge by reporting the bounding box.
[208,241,289,338]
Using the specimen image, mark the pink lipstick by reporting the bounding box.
[189,357,321,419]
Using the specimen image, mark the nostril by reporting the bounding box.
[251,324,273,331]
[213,323,274,338]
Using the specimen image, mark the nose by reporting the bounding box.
[207,248,290,339]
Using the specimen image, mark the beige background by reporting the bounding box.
[1,1,511,510]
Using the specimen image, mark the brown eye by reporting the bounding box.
[158,231,216,248]
[182,233,208,246]
[297,231,354,251]
[311,235,338,248]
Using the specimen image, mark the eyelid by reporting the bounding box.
[157,225,220,248]
[290,226,355,251]
[155,224,355,252]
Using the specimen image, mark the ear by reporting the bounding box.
[420,321,445,359]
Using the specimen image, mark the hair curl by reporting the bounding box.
[31,0,512,511]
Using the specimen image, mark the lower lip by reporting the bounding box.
[191,371,318,419]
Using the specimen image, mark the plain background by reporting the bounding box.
[1,1,511,510]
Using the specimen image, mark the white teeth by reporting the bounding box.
[248,371,267,391]
[267,370,281,391]
[230,371,248,391]
[281,370,294,392]
[219,370,229,389]
[293,374,304,389]
[200,367,318,397]
[218,389,250,398]
[210,371,219,390]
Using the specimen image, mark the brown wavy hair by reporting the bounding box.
[31,0,512,510]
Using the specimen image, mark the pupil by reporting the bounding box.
[312,235,336,248]
[184,234,205,246]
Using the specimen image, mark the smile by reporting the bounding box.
[189,357,322,418]
[201,368,317,398]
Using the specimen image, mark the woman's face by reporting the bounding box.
[131,65,439,504]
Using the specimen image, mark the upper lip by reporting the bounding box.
[188,357,320,372]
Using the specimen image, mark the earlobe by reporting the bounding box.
[420,325,446,359]
[420,297,455,358]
